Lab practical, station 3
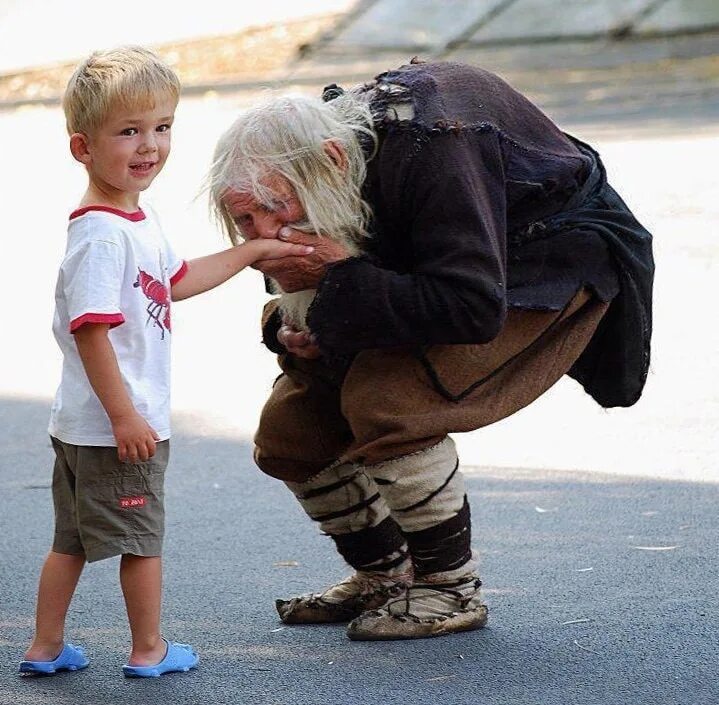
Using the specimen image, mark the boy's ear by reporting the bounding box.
[322,139,348,173]
[69,133,91,164]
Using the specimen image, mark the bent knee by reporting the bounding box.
[253,446,330,483]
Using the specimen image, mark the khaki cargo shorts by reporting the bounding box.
[50,437,169,563]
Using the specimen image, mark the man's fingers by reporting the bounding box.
[279,226,313,244]
[287,341,322,359]
[254,255,306,273]
[277,323,321,359]
[291,346,321,360]
[278,325,311,348]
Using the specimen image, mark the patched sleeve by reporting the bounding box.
[62,240,125,333]
[307,127,508,355]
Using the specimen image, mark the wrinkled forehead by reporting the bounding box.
[221,189,257,213]
[221,171,297,211]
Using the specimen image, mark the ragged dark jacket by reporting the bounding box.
[265,61,655,408]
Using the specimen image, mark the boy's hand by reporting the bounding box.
[172,239,315,301]
[245,238,314,262]
[111,412,160,462]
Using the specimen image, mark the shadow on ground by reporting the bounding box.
[1,397,716,705]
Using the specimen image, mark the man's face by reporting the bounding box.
[222,172,307,241]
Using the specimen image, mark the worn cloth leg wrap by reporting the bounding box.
[404,498,475,576]
[367,437,475,577]
[285,462,408,571]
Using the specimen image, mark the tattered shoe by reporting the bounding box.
[276,572,410,624]
[346,576,488,640]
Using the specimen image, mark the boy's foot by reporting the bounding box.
[19,643,89,676]
[122,640,199,678]
[346,575,488,640]
[276,571,411,624]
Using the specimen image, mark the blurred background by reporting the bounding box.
[1,0,717,482]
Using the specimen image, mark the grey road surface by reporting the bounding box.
[1,18,717,705]
[1,398,716,705]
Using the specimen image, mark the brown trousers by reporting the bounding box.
[255,290,608,483]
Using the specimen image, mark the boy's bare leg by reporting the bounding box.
[25,551,86,661]
[120,554,165,666]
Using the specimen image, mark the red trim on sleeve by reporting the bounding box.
[70,206,146,222]
[169,260,189,287]
[70,313,125,333]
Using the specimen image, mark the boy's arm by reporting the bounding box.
[74,323,159,462]
[171,239,314,301]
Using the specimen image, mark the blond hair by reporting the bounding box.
[207,92,377,247]
[62,45,180,135]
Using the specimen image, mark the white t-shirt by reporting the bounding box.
[48,205,187,446]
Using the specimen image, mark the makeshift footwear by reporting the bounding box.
[19,643,89,675]
[276,571,412,624]
[122,640,199,678]
[346,575,488,640]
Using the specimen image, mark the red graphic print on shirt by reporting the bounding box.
[133,269,171,339]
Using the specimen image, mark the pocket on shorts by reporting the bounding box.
[77,442,168,542]
[113,447,167,530]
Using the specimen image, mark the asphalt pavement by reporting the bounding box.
[1,398,716,705]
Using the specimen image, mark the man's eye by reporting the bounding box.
[121,127,138,136]
[156,124,171,133]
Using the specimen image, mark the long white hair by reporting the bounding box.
[208,91,377,247]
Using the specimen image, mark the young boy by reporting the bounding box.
[19,46,312,678]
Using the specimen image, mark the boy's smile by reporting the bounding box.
[73,97,176,210]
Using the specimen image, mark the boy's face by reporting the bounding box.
[75,97,176,205]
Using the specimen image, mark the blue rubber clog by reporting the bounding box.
[122,639,199,678]
[19,643,89,675]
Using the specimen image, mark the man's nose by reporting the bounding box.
[254,212,282,239]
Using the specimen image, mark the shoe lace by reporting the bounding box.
[320,570,410,604]
[373,576,483,620]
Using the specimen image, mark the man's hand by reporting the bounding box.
[278,319,321,359]
[252,226,350,292]
[111,412,160,462]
